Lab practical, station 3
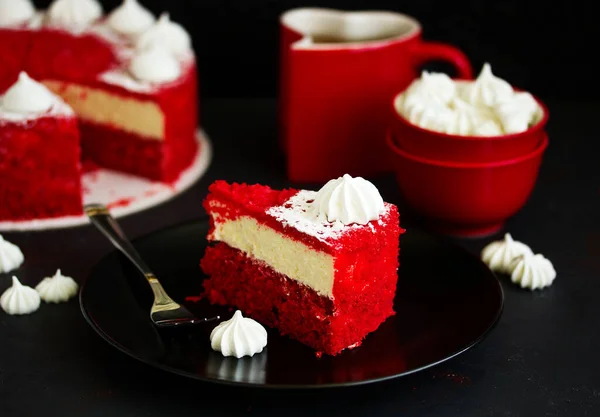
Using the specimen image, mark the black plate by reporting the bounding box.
[80,218,503,389]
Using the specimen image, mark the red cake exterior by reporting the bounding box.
[0,27,34,92]
[200,180,403,356]
[0,107,82,221]
[0,6,199,185]
[50,62,199,182]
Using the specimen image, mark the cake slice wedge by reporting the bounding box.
[200,175,404,356]
[0,72,82,221]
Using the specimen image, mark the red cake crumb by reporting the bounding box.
[200,181,403,356]
[106,197,135,210]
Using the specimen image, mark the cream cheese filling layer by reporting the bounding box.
[43,80,165,140]
[211,215,335,298]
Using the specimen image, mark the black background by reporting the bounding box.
[33,0,599,100]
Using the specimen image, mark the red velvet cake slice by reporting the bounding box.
[201,175,404,356]
[0,72,82,221]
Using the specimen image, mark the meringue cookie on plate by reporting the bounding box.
[1,276,40,315]
[509,253,556,290]
[311,174,385,225]
[210,310,267,358]
[481,233,533,273]
[35,269,79,303]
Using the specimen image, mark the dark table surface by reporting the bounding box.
[1,98,599,417]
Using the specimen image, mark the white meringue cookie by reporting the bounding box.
[481,233,533,274]
[311,174,385,225]
[210,310,268,358]
[1,276,40,315]
[35,269,79,303]
[107,0,155,37]
[461,63,514,108]
[136,12,192,55]
[494,91,540,134]
[0,235,24,274]
[509,253,556,290]
[0,0,36,27]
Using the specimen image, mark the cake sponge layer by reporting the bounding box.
[202,243,396,356]
[211,213,335,297]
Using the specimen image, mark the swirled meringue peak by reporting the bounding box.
[312,174,385,225]
[1,72,56,114]
[0,0,36,27]
[481,233,533,274]
[494,91,540,134]
[47,0,103,29]
[1,276,40,315]
[129,43,181,83]
[405,71,456,105]
[0,235,24,274]
[396,93,455,133]
[136,12,191,55]
[461,63,514,107]
[35,269,79,303]
[509,253,556,290]
[107,0,155,37]
[210,310,268,358]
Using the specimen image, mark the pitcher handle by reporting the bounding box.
[411,41,473,80]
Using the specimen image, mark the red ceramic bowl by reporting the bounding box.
[389,90,549,163]
[386,130,548,237]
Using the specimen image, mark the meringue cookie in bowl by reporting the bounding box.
[47,0,103,29]
[404,71,456,105]
[0,235,24,274]
[311,174,385,225]
[0,0,36,27]
[210,310,268,358]
[481,233,533,274]
[396,94,455,133]
[1,276,40,315]
[509,253,556,290]
[394,63,543,137]
[494,92,541,134]
[136,13,192,55]
[35,269,79,303]
[460,63,513,108]
[107,0,155,38]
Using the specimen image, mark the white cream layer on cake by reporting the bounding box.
[210,209,336,298]
[43,80,165,139]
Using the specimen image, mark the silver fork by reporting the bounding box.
[84,204,220,327]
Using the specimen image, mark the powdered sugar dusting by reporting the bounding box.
[266,190,388,244]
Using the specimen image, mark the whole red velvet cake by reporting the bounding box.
[0,0,200,221]
[201,175,404,356]
[0,72,82,220]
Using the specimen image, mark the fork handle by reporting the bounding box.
[85,204,154,276]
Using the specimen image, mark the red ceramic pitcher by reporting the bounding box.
[279,8,473,183]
